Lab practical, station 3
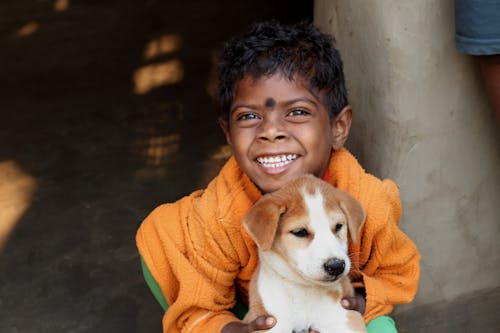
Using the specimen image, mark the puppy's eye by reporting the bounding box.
[334,223,343,233]
[291,228,309,238]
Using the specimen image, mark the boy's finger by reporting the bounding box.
[341,297,356,310]
[249,316,276,331]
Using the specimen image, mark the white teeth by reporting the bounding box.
[257,154,298,167]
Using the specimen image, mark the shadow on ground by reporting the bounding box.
[0,1,312,332]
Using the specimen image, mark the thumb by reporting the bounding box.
[247,316,276,331]
[341,297,356,310]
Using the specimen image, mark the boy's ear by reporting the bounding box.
[331,106,352,150]
[219,119,232,145]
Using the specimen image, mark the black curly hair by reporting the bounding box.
[215,20,348,123]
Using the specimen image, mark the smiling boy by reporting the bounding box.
[222,74,346,194]
[136,21,420,333]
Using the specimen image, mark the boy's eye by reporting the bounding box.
[287,108,309,117]
[290,228,309,238]
[236,112,259,121]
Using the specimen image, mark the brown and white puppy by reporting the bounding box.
[243,174,367,333]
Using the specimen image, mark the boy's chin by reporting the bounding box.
[257,184,281,194]
[249,165,326,193]
[254,175,300,193]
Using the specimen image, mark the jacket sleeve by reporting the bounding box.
[136,192,251,332]
[355,179,421,323]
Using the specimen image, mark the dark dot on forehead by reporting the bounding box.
[265,98,276,108]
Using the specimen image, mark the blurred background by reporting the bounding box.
[0,1,312,332]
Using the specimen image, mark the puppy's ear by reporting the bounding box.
[243,194,285,251]
[338,192,366,244]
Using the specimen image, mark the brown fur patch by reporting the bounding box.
[340,276,355,298]
[346,310,368,332]
[243,195,286,250]
[327,276,354,302]
[328,289,341,301]
[320,179,365,244]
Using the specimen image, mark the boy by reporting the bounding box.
[136,21,420,333]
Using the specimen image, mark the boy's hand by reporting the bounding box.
[222,316,319,332]
[222,316,275,333]
[341,290,366,314]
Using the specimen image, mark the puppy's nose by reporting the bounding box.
[323,258,345,277]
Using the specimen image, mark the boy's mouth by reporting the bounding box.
[256,154,298,169]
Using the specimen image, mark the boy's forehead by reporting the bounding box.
[239,73,308,88]
[233,74,323,105]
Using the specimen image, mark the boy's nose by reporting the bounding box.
[258,117,287,141]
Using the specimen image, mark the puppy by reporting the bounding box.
[243,174,367,333]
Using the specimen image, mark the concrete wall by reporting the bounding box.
[314,0,500,310]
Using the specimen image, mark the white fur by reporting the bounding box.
[292,189,350,281]
[257,266,353,332]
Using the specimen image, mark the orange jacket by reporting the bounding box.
[136,148,421,332]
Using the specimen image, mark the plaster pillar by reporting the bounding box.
[314,0,500,309]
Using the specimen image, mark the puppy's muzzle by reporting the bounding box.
[323,258,345,278]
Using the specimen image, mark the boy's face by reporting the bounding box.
[221,74,351,193]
